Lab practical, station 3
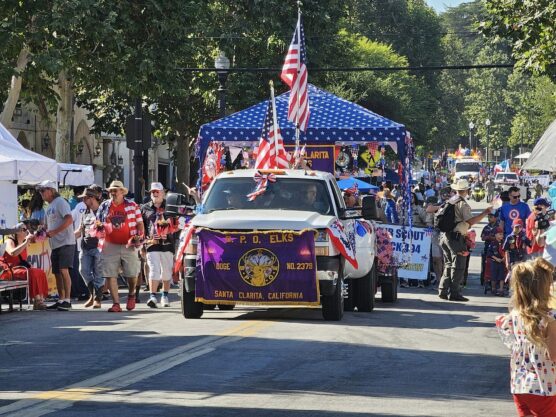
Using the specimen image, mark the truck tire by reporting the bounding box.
[344,279,356,312]
[203,304,216,310]
[181,280,203,319]
[381,273,398,303]
[217,304,235,311]
[321,276,344,321]
[355,263,376,312]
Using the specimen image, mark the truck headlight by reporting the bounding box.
[186,237,198,254]
[315,246,329,256]
[315,229,329,242]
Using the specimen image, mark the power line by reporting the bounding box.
[179,63,514,73]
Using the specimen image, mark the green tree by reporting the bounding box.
[480,0,556,80]
[323,33,431,143]
[464,46,513,155]
[504,73,556,149]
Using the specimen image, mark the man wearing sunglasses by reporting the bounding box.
[526,197,552,259]
[499,186,531,238]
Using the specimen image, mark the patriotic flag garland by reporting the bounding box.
[173,225,196,274]
[327,219,358,269]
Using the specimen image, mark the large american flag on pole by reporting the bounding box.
[280,14,310,132]
[254,101,290,169]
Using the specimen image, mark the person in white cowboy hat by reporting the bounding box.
[141,182,176,308]
[438,178,492,302]
[96,180,145,312]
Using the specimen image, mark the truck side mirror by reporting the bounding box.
[165,192,190,217]
[361,195,378,221]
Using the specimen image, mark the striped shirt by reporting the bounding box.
[96,198,143,249]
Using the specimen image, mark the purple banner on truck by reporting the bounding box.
[195,229,319,305]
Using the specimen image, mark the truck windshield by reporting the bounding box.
[496,173,518,180]
[455,163,480,172]
[203,177,333,215]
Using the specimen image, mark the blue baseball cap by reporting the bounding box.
[534,197,551,207]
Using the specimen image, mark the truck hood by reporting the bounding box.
[191,210,334,230]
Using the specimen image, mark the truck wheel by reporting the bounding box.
[180,280,203,319]
[381,273,398,303]
[217,304,235,311]
[203,304,216,310]
[344,279,356,312]
[355,263,376,312]
[322,276,344,321]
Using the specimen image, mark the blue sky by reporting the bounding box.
[426,0,469,13]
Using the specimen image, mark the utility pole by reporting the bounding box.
[126,99,152,204]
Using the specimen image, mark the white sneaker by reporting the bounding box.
[147,295,158,309]
[161,295,170,307]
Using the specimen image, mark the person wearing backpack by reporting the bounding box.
[436,179,492,302]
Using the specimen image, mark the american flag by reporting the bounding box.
[255,101,290,169]
[280,14,310,132]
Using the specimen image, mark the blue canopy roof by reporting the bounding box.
[336,177,379,193]
[198,84,407,163]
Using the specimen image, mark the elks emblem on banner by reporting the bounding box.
[238,248,280,287]
[327,219,358,268]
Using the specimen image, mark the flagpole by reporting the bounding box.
[269,80,279,164]
[294,1,302,165]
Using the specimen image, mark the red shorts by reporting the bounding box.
[513,394,556,417]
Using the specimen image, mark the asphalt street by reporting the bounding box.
[0,200,515,417]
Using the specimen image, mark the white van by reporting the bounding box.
[453,158,481,180]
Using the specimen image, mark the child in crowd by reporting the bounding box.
[481,212,499,285]
[496,258,556,417]
[486,228,506,296]
[504,218,531,273]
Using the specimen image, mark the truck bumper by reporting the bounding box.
[317,256,341,296]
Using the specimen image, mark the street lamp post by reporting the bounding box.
[468,122,475,150]
[214,50,230,119]
[519,122,524,158]
[485,118,491,162]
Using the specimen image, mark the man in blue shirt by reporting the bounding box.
[499,186,531,238]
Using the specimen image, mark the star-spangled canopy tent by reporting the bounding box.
[197,84,407,165]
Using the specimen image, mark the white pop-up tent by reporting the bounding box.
[523,119,556,171]
[58,162,95,186]
[0,122,58,227]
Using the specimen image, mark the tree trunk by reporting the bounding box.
[174,122,190,194]
[0,48,30,128]
[55,71,73,162]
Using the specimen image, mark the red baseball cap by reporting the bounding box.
[512,218,524,227]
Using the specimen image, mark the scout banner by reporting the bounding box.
[195,229,319,305]
[374,224,432,280]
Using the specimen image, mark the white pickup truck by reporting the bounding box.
[174,169,381,321]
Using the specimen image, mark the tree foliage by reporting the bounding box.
[2,0,556,177]
[480,0,556,80]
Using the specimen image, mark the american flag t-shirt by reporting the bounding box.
[281,14,310,132]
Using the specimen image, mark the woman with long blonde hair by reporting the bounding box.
[497,257,556,416]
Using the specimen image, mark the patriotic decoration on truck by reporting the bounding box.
[195,229,319,305]
[247,172,277,201]
[327,219,358,269]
